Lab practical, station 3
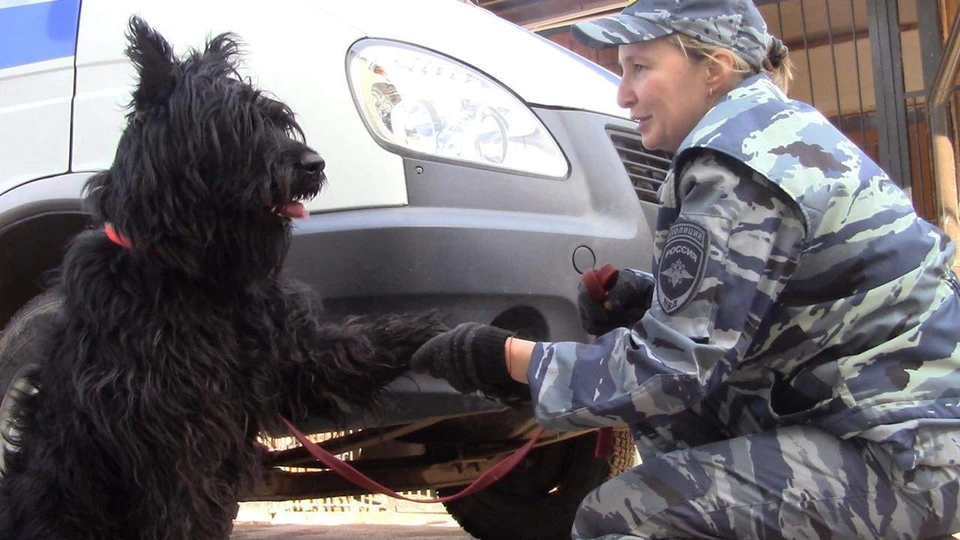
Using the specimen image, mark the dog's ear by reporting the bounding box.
[125,16,178,109]
[201,31,244,78]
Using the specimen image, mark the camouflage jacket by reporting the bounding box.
[528,74,960,471]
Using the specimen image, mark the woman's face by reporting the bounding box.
[617,38,714,153]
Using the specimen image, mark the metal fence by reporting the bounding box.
[758,0,932,206]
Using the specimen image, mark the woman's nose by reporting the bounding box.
[616,78,635,110]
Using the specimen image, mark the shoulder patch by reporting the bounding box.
[657,222,709,314]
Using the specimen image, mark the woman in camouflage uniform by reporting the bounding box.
[412,0,960,537]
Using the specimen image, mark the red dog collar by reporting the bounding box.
[104,223,133,249]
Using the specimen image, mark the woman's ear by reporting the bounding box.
[705,49,739,92]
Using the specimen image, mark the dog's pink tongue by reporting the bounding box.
[281,202,308,219]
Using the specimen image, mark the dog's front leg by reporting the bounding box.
[273,282,446,421]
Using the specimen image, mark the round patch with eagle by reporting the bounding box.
[657,221,709,314]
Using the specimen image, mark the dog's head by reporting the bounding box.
[84,17,325,282]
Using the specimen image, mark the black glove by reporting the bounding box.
[410,322,529,404]
[578,268,656,336]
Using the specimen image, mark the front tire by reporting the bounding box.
[440,428,637,540]
[0,292,63,476]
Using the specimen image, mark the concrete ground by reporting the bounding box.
[232,522,474,539]
[231,502,475,539]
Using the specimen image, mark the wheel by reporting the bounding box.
[440,428,637,540]
[0,292,63,476]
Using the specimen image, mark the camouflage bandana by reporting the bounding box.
[572,0,773,69]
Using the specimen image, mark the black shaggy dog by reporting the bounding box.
[0,17,445,540]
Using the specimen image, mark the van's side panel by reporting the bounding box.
[0,0,80,195]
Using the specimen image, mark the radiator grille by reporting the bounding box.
[607,127,671,204]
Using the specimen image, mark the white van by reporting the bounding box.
[0,1,669,537]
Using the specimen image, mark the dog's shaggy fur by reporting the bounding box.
[0,18,445,540]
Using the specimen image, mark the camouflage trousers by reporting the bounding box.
[572,414,960,539]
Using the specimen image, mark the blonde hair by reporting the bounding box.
[668,34,794,94]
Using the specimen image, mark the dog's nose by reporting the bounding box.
[299,151,325,175]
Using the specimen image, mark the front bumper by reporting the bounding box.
[283,107,656,433]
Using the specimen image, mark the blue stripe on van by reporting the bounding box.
[0,0,81,70]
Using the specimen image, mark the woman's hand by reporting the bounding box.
[410,322,530,404]
[577,268,656,335]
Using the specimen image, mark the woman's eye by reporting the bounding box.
[633,64,647,74]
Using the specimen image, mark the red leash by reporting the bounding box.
[277,264,625,490]
[279,415,544,503]
[580,264,619,311]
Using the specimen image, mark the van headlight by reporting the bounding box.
[347,39,569,178]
